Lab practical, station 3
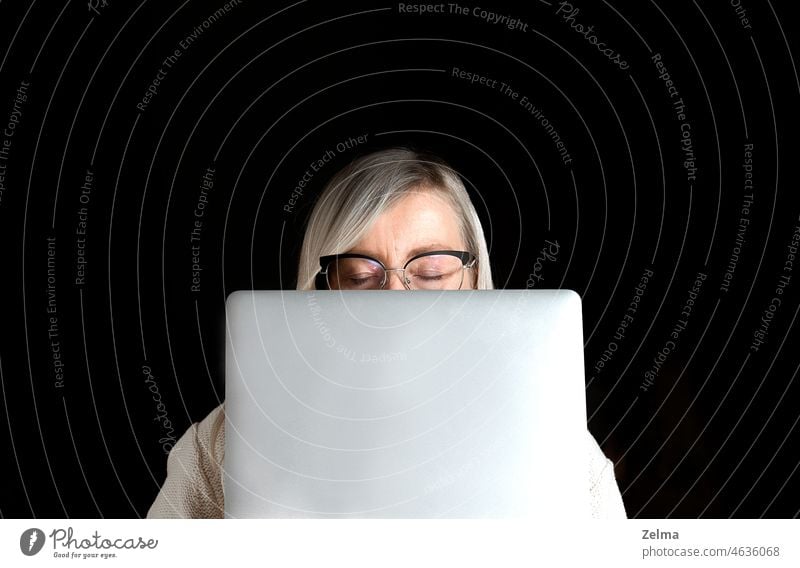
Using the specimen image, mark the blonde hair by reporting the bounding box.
[296,147,494,290]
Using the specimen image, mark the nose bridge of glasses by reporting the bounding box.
[384,267,411,289]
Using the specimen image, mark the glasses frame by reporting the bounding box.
[317,250,477,290]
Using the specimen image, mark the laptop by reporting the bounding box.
[223,289,589,518]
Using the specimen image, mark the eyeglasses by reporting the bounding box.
[318,250,477,290]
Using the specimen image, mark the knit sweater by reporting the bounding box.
[146,403,628,518]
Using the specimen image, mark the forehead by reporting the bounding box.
[351,190,465,254]
[381,190,460,231]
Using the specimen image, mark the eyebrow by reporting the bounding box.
[405,243,458,258]
[346,243,458,263]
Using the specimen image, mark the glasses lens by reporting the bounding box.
[405,255,465,290]
[327,258,385,290]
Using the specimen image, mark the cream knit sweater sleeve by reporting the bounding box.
[147,403,627,519]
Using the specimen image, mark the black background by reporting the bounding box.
[1,0,798,518]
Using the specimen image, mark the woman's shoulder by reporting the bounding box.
[585,428,612,477]
[585,429,628,519]
[196,402,226,460]
[146,402,226,518]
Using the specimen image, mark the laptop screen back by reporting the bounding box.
[224,289,589,518]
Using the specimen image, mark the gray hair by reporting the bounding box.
[296,147,493,290]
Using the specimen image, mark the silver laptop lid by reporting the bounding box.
[224,289,589,518]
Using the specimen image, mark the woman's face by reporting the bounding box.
[344,189,475,290]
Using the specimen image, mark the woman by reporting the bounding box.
[147,147,627,518]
